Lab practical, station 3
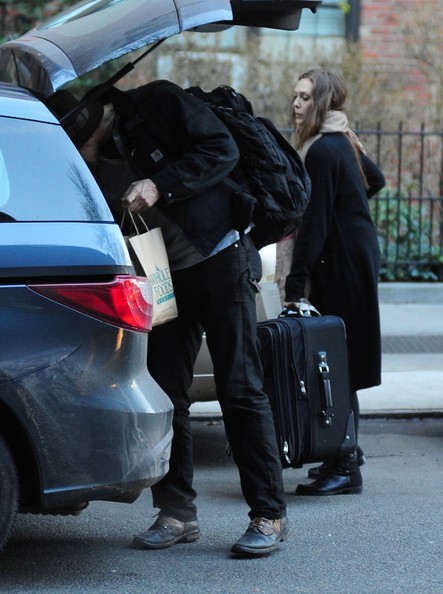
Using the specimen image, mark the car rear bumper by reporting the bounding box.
[1,319,173,511]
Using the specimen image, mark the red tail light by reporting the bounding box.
[29,275,153,332]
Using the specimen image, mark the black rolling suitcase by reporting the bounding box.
[257,314,356,468]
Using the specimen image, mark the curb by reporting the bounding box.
[378,282,443,304]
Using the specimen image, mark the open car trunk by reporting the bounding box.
[0,0,321,96]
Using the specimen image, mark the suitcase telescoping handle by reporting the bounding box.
[317,351,334,427]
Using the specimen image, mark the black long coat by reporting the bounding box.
[285,133,385,392]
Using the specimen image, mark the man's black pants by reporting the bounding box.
[147,236,287,522]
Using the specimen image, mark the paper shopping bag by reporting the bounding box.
[125,211,178,326]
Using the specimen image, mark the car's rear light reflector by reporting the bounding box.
[29,275,153,332]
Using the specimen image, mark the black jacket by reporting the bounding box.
[285,133,385,391]
[113,80,240,256]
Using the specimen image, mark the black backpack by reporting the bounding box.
[186,85,311,248]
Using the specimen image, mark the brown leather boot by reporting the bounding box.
[231,516,289,556]
[132,514,200,549]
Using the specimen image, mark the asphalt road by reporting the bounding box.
[0,418,442,594]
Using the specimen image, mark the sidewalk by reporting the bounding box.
[360,282,443,416]
[190,283,443,418]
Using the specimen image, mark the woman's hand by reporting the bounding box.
[283,301,301,311]
[282,299,320,317]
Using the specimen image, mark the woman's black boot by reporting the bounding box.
[307,445,366,479]
[296,450,362,496]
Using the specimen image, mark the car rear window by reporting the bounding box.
[0,117,111,222]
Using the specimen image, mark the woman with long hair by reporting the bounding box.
[284,68,385,495]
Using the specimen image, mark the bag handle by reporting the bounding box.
[317,351,334,428]
[121,208,150,235]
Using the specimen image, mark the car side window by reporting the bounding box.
[0,118,112,222]
[0,149,10,214]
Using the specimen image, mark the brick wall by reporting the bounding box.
[360,0,419,63]
[358,0,441,105]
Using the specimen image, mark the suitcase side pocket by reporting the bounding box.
[258,321,300,467]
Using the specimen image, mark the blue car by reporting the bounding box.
[0,0,321,553]
[0,82,173,552]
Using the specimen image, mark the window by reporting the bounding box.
[297,0,347,40]
[0,149,10,209]
[258,0,354,53]
[0,118,109,222]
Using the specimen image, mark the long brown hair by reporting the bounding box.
[293,68,368,188]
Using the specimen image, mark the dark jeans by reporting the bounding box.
[147,236,287,522]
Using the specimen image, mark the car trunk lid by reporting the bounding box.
[0,0,321,96]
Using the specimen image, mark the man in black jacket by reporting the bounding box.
[47,80,288,557]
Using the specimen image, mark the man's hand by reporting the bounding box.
[122,179,161,212]
[79,104,115,166]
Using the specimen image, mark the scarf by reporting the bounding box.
[298,110,366,164]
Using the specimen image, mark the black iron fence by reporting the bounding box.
[357,124,443,282]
